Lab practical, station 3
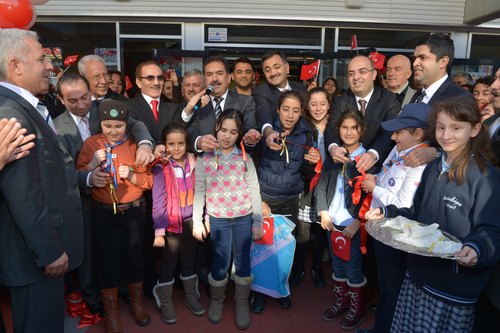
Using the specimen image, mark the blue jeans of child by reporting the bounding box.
[331,226,364,285]
[209,214,253,281]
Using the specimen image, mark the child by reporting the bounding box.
[192,109,264,330]
[76,100,153,333]
[291,87,331,289]
[151,122,203,324]
[361,102,431,333]
[366,96,500,333]
[251,90,320,313]
[316,109,370,330]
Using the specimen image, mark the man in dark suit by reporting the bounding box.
[485,67,500,160]
[325,55,401,171]
[126,61,180,143]
[0,29,83,333]
[253,51,307,150]
[181,56,260,153]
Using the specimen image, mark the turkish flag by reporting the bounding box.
[300,60,320,80]
[63,55,78,67]
[351,34,358,50]
[331,229,351,261]
[368,51,386,71]
[255,216,274,245]
[125,76,133,91]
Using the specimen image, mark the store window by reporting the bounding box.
[470,34,500,59]
[338,29,432,50]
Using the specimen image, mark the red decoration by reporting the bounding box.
[0,0,34,29]
[300,60,320,81]
[255,216,274,245]
[351,34,358,50]
[125,75,133,91]
[368,51,386,71]
[331,229,351,261]
[63,54,78,67]
[309,153,322,192]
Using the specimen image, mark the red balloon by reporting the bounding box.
[0,0,34,29]
[24,7,36,29]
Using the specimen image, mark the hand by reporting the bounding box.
[44,252,68,278]
[455,246,478,267]
[320,211,334,231]
[0,118,35,170]
[153,236,165,247]
[118,165,132,180]
[307,80,318,91]
[262,201,272,219]
[154,144,166,157]
[243,129,262,146]
[362,175,376,193]
[304,148,320,164]
[136,144,155,166]
[403,147,437,168]
[185,90,210,116]
[166,69,179,85]
[329,145,349,164]
[356,151,377,172]
[89,169,109,188]
[89,149,106,170]
[192,224,207,241]
[252,224,264,240]
[342,219,360,239]
[197,134,218,152]
[365,208,384,220]
[265,129,290,151]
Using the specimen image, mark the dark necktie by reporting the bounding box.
[151,99,159,122]
[92,99,102,108]
[415,90,426,103]
[214,97,224,118]
[358,99,367,115]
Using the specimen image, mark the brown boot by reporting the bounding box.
[152,280,176,324]
[128,282,151,327]
[101,288,123,333]
[234,275,252,330]
[208,273,228,324]
[181,274,205,316]
[322,274,349,321]
[340,278,367,330]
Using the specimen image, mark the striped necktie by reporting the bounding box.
[214,97,223,118]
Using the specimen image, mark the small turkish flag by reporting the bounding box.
[63,55,78,67]
[300,60,320,80]
[255,216,274,245]
[351,34,358,50]
[331,229,351,261]
[368,51,386,71]
[125,76,133,91]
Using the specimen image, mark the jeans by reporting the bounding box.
[331,226,364,285]
[209,214,253,281]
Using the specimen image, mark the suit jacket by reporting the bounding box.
[253,81,307,128]
[0,86,83,286]
[485,113,500,161]
[410,77,473,105]
[401,85,417,107]
[325,86,401,164]
[188,89,258,152]
[126,94,181,143]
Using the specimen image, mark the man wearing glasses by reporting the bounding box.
[325,55,400,171]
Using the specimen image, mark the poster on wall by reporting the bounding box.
[208,27,228,42]
[95,48,117,67]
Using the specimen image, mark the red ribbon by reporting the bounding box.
[309,155,323,192]
[348,166,373,254]
[65,292,104,328]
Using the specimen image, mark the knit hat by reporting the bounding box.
[99,99,129,122]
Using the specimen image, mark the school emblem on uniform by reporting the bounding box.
[109,109,119,118]
[388,178,395,186]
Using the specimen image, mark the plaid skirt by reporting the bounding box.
[391,278,475,333]
[298,205,318,223]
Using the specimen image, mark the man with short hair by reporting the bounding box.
[182,69,205,102]
[252,51,307,149]
[181,56,260,153]
[0,28,83,333]
[453,72,470,86]
[385,54,416,106]
[232,57,255,96]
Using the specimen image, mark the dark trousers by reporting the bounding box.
[10,277,65,333]
[142,191,158,293]
[294,220,326,268]
[373,239,407,333]
[262,195,299,225]
[159,219,198,283]
[92,201,146,289]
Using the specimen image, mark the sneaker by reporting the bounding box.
[289,266,305,287]
[311,265,326,289]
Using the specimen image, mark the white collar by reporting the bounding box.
[142,93,160,108]
[0,82,38,109]
[422,74,448,102]
[355,88,374,106]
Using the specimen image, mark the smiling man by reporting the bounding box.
[232,57,255,96]
[385,54,416,106]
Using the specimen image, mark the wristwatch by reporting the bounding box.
[139,141,154,151]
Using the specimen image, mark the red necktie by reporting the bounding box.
[151,99,159,122]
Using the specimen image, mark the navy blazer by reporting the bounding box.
[324,86,401,164]
[0,86,83,286]
[410,77,473,105]
[188,89,258,152]
[253,81,307,129]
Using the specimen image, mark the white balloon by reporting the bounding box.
[30,0,49,5]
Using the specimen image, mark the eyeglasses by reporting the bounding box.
[347,68,374,78]
[139,75,165,82]
[83,73,110,82]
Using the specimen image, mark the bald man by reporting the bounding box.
[385,55,416,106]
